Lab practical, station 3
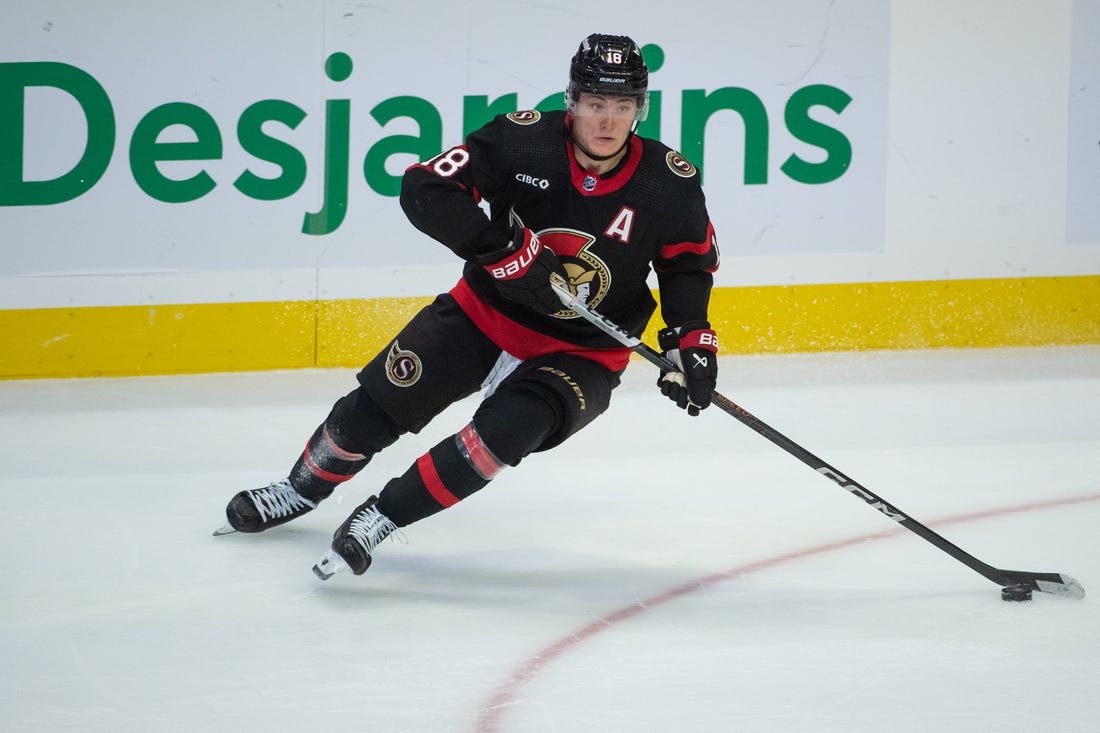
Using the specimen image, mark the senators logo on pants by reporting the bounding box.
[385,341,422,387]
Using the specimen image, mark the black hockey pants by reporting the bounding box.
[289,293,621,526]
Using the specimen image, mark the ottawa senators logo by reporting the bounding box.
[536,228,610,319]
[666,151,697,178]
[506,110,541,125]
[385,341,422,387]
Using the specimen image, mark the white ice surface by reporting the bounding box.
[2,347,1098,732]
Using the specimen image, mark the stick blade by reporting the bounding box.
[1034,574,1086,599]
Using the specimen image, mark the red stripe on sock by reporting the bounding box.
[303,449,356,483]
[322,426,366,460]
[417,453,460,508]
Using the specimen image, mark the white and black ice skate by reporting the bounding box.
[313,495,399,580]
[213,478,318,536]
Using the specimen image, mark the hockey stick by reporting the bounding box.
[549,277,1085,600]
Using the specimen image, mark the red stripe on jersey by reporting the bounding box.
[658,221,719,272]
[417,453,460,508]
[450,279,631,371]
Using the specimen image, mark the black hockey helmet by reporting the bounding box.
[566,34,649,121]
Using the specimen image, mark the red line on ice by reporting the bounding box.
[474,490,1100,733]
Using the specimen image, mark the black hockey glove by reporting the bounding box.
[477,227,567,315]
[657,321,719,416]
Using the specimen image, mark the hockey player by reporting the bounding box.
[217,34,721,580]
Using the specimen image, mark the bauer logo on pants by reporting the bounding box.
[385,341,422,387]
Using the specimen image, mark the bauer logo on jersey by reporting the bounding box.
[385,341,423,387]
[666,151,697,178]
[506,110,541,126]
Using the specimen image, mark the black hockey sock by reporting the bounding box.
[377,424,505,527]
[376,389,557,527]
[289,387,404,501]
[289,424,369,502]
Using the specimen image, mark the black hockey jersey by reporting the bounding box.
[400,109,718,357]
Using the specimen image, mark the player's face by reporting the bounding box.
[571,93,638,162]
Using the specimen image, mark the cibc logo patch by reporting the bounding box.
[385,340,422,387]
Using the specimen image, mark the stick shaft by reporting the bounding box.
[549,279,1084,598]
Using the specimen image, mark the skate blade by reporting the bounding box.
[212,523,237,537]
[313,549,348,581]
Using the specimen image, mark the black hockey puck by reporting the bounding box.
[1001,584,1033,602]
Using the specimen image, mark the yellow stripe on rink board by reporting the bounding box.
[1,301,319,379]
[1,275,1097,379]
[703,275,1100,353]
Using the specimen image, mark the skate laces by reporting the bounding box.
[346,503,404,554]
[249,479,317,522]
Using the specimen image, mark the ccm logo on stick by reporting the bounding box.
[816,467,906,522]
